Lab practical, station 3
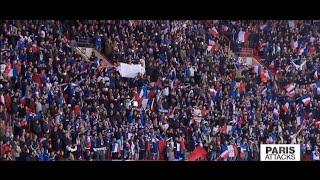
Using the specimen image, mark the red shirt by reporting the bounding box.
[29,99,36,113]
[4,62,12,76]
[309,46,317,56]
[15,62,21,75]
[133,91,142,104]
[146,142,151,152]
[74,105,81,116]
[1,144,11,155]
[180,139,186,151]
[26,107,33,114]
[31,45,40,54]
[158,140,166,160]
[4,95,11,108]
[156,79,163,88]
[239,82,246,93]
[158,140,166,153]
[244,32,250,42]
[201,108,207,117]
[63,93,69,103]
[33,72,41,84]
[20,97,26,106]
[85,140,91,150]
[148,90,156,99]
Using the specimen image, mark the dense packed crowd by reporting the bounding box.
[0,20,320,161]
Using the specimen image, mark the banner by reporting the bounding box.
[117,62,145,78]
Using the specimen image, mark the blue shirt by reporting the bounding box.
[18,40,25,50]
[140,114,147,126]
[127,114,133,123]
[39,152,49,161]
[142,85,148,98]
[95,35,101,46]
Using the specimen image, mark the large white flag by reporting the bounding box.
[117,62,145,78]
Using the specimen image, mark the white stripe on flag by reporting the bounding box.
[228,145,235,157]
[142,99,149,109]
[285,84,295,92]
[139,89,144,98]
[302,97,311,106]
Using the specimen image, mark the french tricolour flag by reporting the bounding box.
[220,145,238,159]
[134,90,143,105]
[207,44,220,54]
[240,147,245,159]
[291,40,298,50]
[302,97,311,106]
[210,26,219,37]
[8,69,13,78]
[295,104,300,112]
[282,102,289,113]
[286,89,296,98]
[209,39,215,46]
[220,149,230,159]
[252,65,262,75]
[285,83,296,92]
[139,89,144,98]
[220,125,233,134]
[266,70,272,80]
[259,87,267,96]
[260,24,267,30]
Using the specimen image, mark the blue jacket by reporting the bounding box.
[127,114,133,123]
[39,152,49,161]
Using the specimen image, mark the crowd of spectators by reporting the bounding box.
[0,20,319,161]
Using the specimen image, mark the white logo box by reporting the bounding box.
[260,144,301,161]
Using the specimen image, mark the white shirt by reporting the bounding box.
[213,127,219,134]
[310,36,315,43]
[278,125,282,133]
[238,31,245,43]
[193,108,201,116]
[36,102,42,113]
[46,82,52,90]
[163,87,169,96]
[130,143,135,154]
[140,59,145,68]
[161,123,169,131]
[0,64,6,74]
[228,145,235,157]
[189,67,195,77]
[176,143,180,152]
[26,36,32,43]
[0,94,4,105]
[288,20,295,29]
[313,150,319,160]
[40,30,46,38]
[67,145,77,152]
[127,132,133,140]
[104,77,110,86]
